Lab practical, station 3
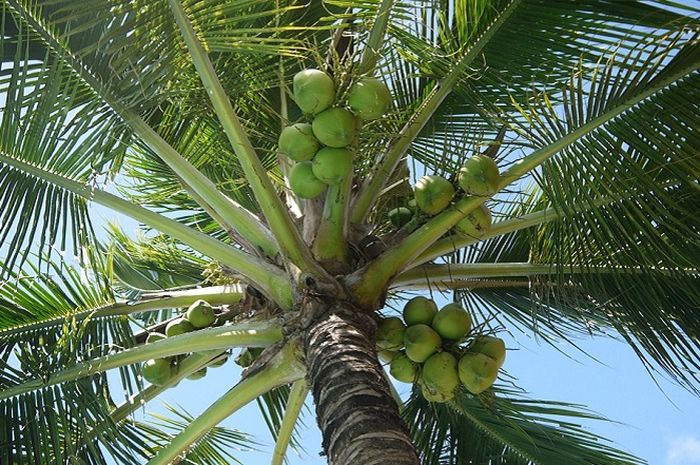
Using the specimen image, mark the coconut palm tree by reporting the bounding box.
[0,0,698,464]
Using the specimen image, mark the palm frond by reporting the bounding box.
[0,16,129,274]
[403,385,642,465]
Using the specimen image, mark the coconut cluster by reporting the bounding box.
[377,296,506,402]
[388,154,501,238]
[279,69,392,199]
[141,299,229,386]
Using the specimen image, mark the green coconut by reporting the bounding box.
[142,358,173,386]
[455,204,492,238]
[186,367,207,381]
[378,349,398,363]
[185,299,216,329]
[403,296,438,326]
[146,332,167,344]
[407,198,417,212]
[422,352,460,395]
[165,318,195,337]
[278,123,320,161]
[432,303,471,341]
[377,317,406,351]
[312,147,353,184]
[311,107,357,147]
[420,382,454,403]
[388,207,413,228]
[404,324,442,363]
[347,77,391,120]
[458,154,500,196]
[289,162,326,199]
[458,352,499,394]
[414,175,455,215]
[469,336,506,368]
[210,354,229,368]
[293,69,335,114]
[389,352,418,383]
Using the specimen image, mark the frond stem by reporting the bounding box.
[271,379,308,465]
[357,0,395,75]
[0,322,282,402]
[0,152,293,309]
[0,284,245,337]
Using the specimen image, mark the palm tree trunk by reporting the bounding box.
[304,305,420,465]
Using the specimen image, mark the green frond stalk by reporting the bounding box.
[111,351,225,424]
[0,284,245,338]
[6,0,279,258]
[350,0,522,223]
[392,262,695,290]
[147,340,305,465]
[350,57,700,308]
[271,379,308,465]
[0,152,292,309]
[357,0,395,75]
[0,322,282,402]
[76,350,225,452]
[168,0,327,279]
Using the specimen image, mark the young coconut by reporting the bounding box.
[289,162,326,199]
[421,352,460,398]
[186,367,207,381]
[377,317,406,351]
[458,352,499,394]
[458,154,500,196]
[165,318,195,337]
[293,69,335,114]
[347,77,391,120]
[312,147,353,184]
[378,349,398,364]
[404,324,442,363]
[388,207,413,228]
[146,332,167,344]
[185,299,216,329]
[142,358,173,386]
[469,336,506,368]
[389,352,418,383]
[414,175,455,215]
[420,382,454,403]
[278,123,320,161]
[432,303,472,341]
[311,107,358,147]
[455,204,492,238]
[403,296,438,326]
[407,198,417,213]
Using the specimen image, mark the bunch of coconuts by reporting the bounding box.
[388,154,501,239]
[377,297,506,402]
[141,300,228,386]
[278,68,392,198]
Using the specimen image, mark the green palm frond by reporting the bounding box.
[403,385,642,465]
[0,21,129,273]
[123,402,258,465]
[106,224,207,296]
[383,0,699,171]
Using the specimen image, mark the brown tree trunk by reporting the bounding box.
[303,304,420,465]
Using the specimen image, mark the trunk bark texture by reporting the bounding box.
[304,305,420,465]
